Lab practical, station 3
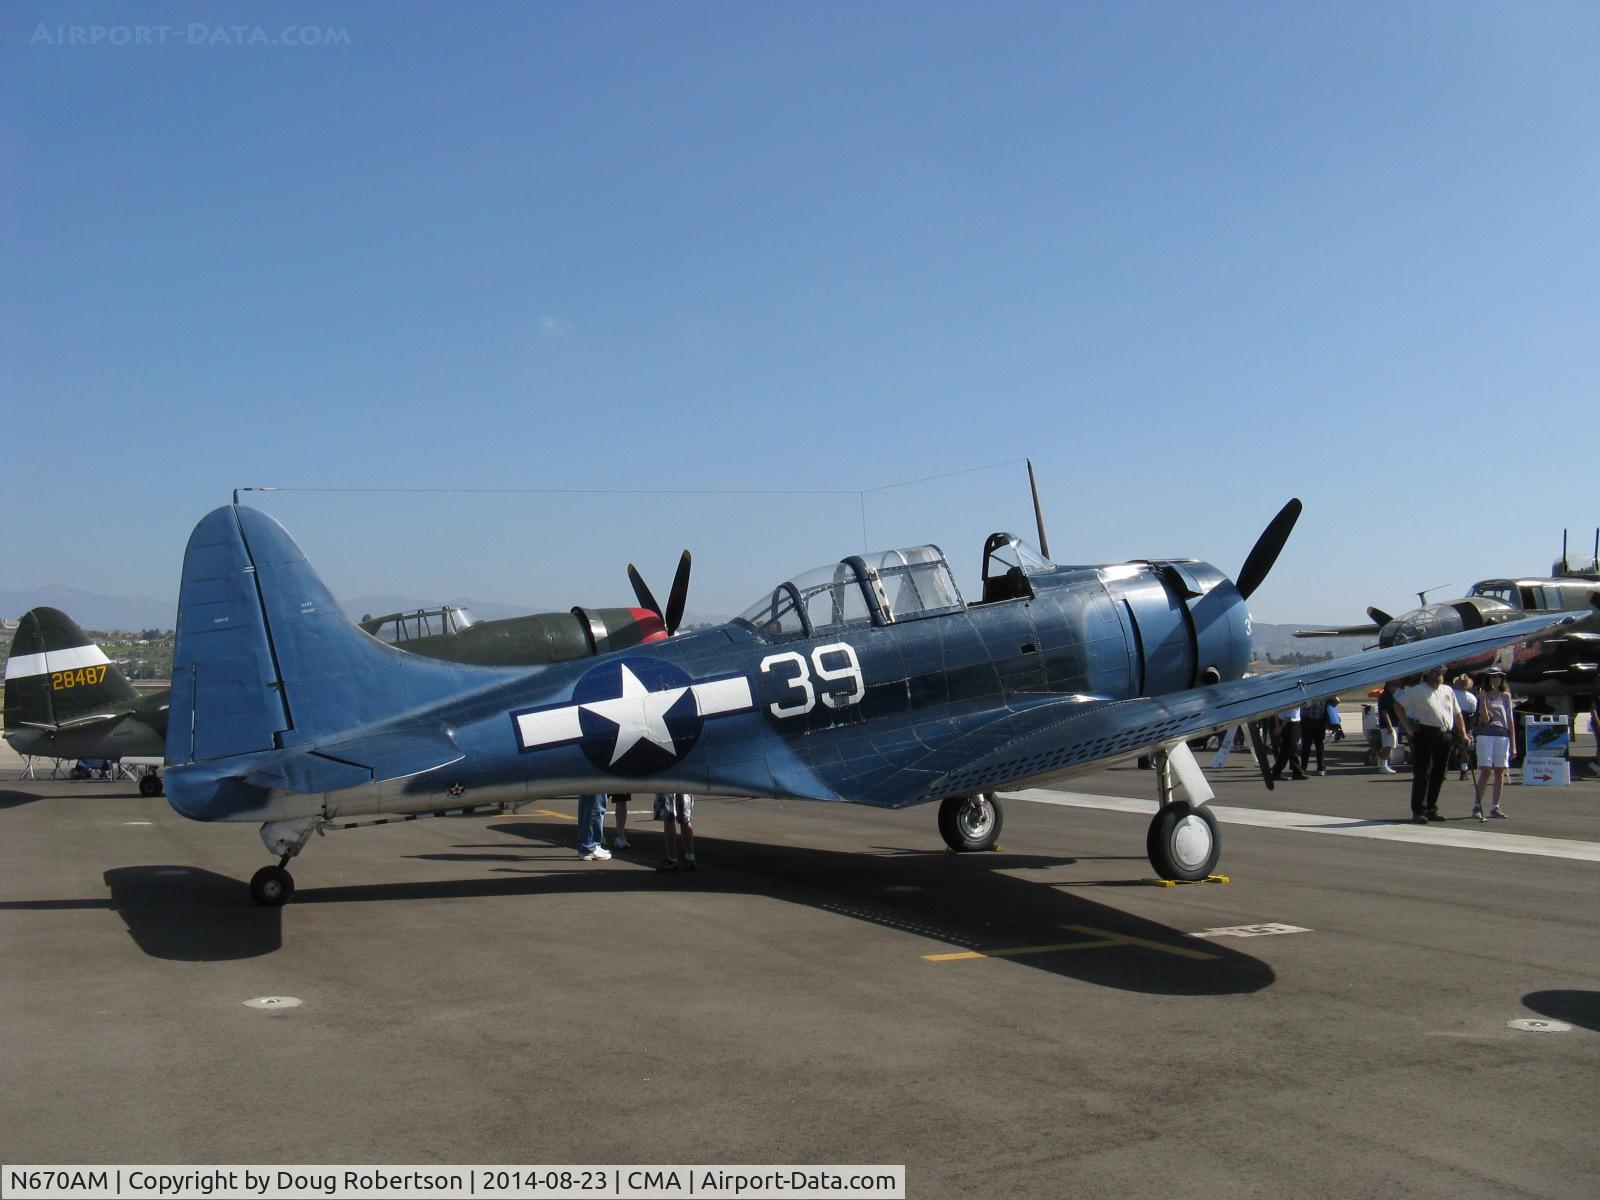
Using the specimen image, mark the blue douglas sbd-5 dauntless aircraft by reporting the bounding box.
[164,502,1580,906]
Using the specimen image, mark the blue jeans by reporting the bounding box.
[577,793,608,853]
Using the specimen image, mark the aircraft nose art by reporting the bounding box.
[510,656,754,776]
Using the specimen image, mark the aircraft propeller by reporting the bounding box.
[627,550,693,635]
[1366,606,1394,627]
[1234,498,1303,601]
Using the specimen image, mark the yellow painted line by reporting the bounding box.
[923,923,1219,963]
[530,808,577,822]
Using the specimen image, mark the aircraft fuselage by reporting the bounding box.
[167,557,1252,825]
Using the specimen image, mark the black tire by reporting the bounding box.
[70,766,90,780]
[938,793,1003,852]
[249,865,295,907]
[1146,803,1221,881]
[139,774,161,797]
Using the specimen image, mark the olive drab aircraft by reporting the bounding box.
[2,558,690,794]
[161,502,1586,907]
[3,607,172,792]
[1295,528,1600,716]
[356,549,692,665]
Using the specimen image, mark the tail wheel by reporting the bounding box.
[938,793,1003,852]
[249,865,295,907]
[1146,802,1220,881]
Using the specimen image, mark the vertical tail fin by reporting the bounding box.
[4,608,138,732]
[167,505,494,769]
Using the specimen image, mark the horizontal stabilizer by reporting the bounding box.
[243,729,465,794]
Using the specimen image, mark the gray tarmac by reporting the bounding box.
[3,734,1599,1200]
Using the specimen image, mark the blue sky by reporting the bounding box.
[3,2,1596,625]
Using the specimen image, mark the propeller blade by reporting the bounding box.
[1367,606,1395,627]
[1235,498,1302,600]
[627,564,662,621]
[664,550,692,635]
[1247,720,1276,792]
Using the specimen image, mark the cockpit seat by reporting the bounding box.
[981,566,1030,604]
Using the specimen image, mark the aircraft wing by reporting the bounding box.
[905,608,1577,804]
[1293,625,1379,639]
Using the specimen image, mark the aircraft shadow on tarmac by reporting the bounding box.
[0,790,46,810]
[0,866,284,961]
[1522,990,1600,1034]
[389,816,1272,997]
[1,819,1275,994]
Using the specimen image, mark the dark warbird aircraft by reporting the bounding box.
[1295,531,1600,715]
[162,503,1579,906]
[3,608,171,792]
[355,550,691,665]
[3,560,689,794]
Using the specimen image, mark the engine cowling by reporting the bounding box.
[1098,559,1252,695]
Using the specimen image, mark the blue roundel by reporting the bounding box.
[572,656,702,776]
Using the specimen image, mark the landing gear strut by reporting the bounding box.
[249,817,319,907]
[1145,742,1221,881]
[938,793,1003,852]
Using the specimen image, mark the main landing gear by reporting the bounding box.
[1145,741,1221,881]
[938,793,1003,852]
[138,769,164,797]
[249,817,319,907]
[250,863,294,906]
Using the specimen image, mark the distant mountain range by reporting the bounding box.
[0,585,179,634]
[1250,622,1371,660]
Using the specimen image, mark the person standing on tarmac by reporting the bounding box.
[1395,666,1469,824]
[1300,697,1330,776]
[610,793,632,849]
[1270,706,1307,781]
[1377,681,1402,774]
[576,793,612,861]
[1451,675,1479,781]
[654,792,697,872]
[1473,668,1518,819]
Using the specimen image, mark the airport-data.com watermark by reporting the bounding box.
[29,23,352,49]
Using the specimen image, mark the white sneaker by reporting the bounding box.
[1380,764,1396,774]
[613,833,629,849]
[590,846,613,859]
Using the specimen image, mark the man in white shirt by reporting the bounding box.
[1395,666,1470,824]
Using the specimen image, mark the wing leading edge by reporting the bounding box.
[891,608,1579,804]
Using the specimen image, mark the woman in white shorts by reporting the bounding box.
[1472,668,1516,821]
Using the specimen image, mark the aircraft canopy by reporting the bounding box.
[360,605,478,644]
[736,546,965,638]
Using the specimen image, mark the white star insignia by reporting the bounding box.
[579,664,689,765]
